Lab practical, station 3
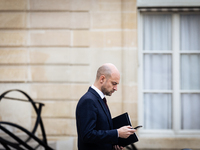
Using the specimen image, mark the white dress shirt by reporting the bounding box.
[91,85,105,99]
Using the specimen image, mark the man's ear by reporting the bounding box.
[100,75,106,84]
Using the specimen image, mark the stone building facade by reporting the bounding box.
[0,0,200,150]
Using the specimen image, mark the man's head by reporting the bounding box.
[94,63,120,96]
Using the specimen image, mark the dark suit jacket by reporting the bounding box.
[76,87,118,150]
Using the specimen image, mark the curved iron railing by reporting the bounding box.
[0,89,54,150]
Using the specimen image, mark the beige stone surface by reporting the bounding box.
[30,65,89,82]
[135,137,200,149]
[29,0,71,10]
[91,0,121,12]
[0,0,27,10]
[0,49,28,64]
[28,11,91,29]
[131,121,138,129]
[0,31,27,46]
[108,102,122,118]
[69,48,90,64]
[0,86,32,131]
[90,31,105,48]
[35,118,77,136]
[71,12,90,29]
[0,13,27,28]
[122,102,138,120]
[90,49,122,69]
[0,99,32,131]
[73,30,90,47]
[91,13,121,29]
[105,31,121,48]
[96,0,121,2]
[70,0,90,11]
[32,101,77,118]
[46,135,75,141]
[29,12,70,29]
[122,85,138,102]
[30,0,90,11]
[121,0,137,12]
[1,1,197,150]
[122,30,137,47]
[0,83,30,95]
[29,30,71,46]
[122,13,137,29]
[38,137,74,150]
[122,49,138,84]
[29,48,90,64]
[91,31,136,48]
[55,138,74,150]
[0,66,28,82]
[73,137,78,150]
[31,84,89,100]
[29,11,89,29]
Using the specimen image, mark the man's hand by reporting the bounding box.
[117,125,136,139]
[113,145,124,150]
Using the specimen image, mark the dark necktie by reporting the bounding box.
[103,97,108,110]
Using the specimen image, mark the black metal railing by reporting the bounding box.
[0,89,54,150]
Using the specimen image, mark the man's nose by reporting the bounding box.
[114,85,117,91]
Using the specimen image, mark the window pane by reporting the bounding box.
[180,14,200,51]
[144,93,172,129]
[181,94,200,129]
[181,54,200,90]
[144,54,172,90]
[143,14,172,51]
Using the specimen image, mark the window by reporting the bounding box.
[138,12,200,136]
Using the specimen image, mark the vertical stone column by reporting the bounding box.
[90,0,123,117]
[0,0,32,131]
[121,0,138,127]
[28,1,91,149]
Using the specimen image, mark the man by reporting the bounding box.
[76,63,136,150]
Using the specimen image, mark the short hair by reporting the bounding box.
[96,65,112,80]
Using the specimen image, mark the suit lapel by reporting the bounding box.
[98,98,113,129]
[89,87,113,129]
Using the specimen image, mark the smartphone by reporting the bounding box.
[133,125,143,129]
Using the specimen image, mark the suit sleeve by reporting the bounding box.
[76,98,118,144]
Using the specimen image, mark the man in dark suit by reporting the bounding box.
[76,63,136,150]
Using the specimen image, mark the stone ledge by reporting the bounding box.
[0,0,27,11]
[135,137,200,150]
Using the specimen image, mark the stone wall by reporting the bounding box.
[0,0,138,149]
[1,1,200,150]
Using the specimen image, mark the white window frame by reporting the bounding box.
[138,11,200,137]
[137,0,200,7]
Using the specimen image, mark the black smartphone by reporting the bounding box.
[133,125,143,129]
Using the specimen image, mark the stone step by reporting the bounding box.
[0,132,76,150]
[0,140,56,150]
[0,132,56,150]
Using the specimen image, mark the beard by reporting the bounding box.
[101,85,114,96]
